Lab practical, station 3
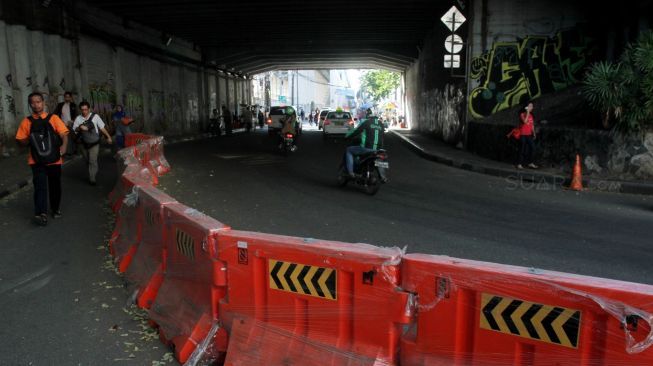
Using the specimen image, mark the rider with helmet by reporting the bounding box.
[279,106,298,150]
[344,108,384,178]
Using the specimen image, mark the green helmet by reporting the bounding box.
[286,107,294,115]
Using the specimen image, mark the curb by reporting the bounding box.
[0,154,82,201]
[391,130,653,196]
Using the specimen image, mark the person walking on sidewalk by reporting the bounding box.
[73,102,112,185]
[54,91,78,156]
[516,101,538,170]
[15,92,69,226]
[112,105,133,149]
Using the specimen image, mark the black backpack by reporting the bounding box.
[28,114,61,165]
[80,113,100,147]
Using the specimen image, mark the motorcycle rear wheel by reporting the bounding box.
[364,168,381,195]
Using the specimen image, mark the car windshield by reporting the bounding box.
[319,111,329,117]
[270,107,288,115]
[327,112,351,119]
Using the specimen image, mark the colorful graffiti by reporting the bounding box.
[123,89,144,132]
[89,85,116,129]
[468,27,596,118]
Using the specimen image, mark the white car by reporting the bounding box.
[323,111,354,138]
[266,106,300,136]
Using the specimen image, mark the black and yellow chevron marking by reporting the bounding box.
[480,293,581,348]
[175,229,195,261]
[269,259,336,301]
[144,208,157,227]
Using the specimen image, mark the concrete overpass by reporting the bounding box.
[0,0,651,150]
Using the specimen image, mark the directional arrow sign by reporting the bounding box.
[441,6,466,32]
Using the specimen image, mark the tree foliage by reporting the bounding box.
[360,70,401,101]
[582,30,653,133]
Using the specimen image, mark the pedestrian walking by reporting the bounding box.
[15,92,69,226]
[516,101,538,169]
[112,105,133,149]
[257,107,265,129]
[54,91,78,156]
[209,108,222,136]
[73,102,113,185]
[222,105,233,135]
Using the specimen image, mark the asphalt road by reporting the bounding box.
[0,153,171,365]
[159,124,653,285]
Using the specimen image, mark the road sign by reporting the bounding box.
[441,6,466,32]
[444,34,464,53]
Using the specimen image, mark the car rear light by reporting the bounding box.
[324,120,331,126]
[266,119,272,124]
[285,133,294,138]
[377,153,387,160]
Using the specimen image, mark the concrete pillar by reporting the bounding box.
[139,55,150,133]
[225,75,231,116]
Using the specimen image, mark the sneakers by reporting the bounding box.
[33,214,48,226]
[516,164,524,169]
[527,163,539,169]
[52,210,62,219]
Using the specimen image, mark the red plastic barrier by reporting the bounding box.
[400,254,653,366]
[217,231,411,365]
[108,184,143,272]
[148,204,230,364]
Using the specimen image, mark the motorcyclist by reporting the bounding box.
[279,106,298,151]
[344,108,384,178]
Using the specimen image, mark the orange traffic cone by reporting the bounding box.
[569,154,583,191]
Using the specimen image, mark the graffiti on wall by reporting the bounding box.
[89,84,117,130]
[186,94,199,131]
[166,93,182,133]
[149,91,166,133]
[5,95,16,116]
[123,87,144,132]
[468,27,596,118]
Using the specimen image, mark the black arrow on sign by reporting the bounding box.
[501,300,522,335]
[522,304,543,340]
[482,296,501,331]
[270,261,283,289]
[542,307,563,345]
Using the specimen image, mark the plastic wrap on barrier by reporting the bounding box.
[149,205,230,364]
[224,317,391,366]
[122,186,178,309]
[108,166,154,213]
[216,231,411,365]
[144,136,171,176]
[183,321,228,366]
[108,186,142,272]
[115,147,139,177]
[399,254,653,366]
[134,141,159,186]
[125,133,153,147]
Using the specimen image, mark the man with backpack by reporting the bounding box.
[73,101,112,185]
[14,92,69,226]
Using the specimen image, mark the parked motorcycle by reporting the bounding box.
[337,149,388,195]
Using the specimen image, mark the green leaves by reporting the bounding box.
[360,70,401,102]
[582,30,653,134]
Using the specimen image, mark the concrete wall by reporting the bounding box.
[0,2,249,154]
[405,0,589,144]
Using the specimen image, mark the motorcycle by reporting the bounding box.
[279,132,297,155]
[337,149,388,195]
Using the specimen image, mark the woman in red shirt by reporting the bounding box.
[517,101,538,169]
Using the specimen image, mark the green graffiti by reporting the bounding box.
[469,27,596,118]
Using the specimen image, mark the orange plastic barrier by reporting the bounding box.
[399,254,653,366]
[125,133,152,147]
[110,185,177,277]
[216,231,412,366]
[108,166,153,213]
[144,136,171,176]
[148,204,230,364]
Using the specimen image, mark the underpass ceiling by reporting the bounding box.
[87,0,450,74]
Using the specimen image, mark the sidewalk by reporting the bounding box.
[0,130,247,201]
[392,130,653,195]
